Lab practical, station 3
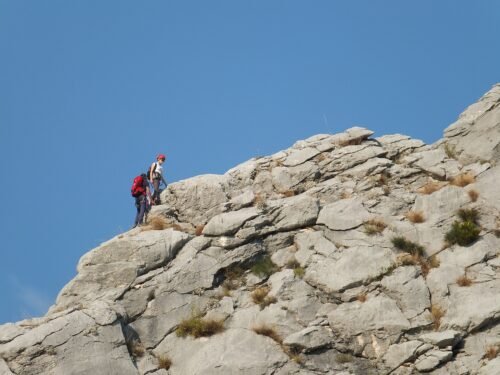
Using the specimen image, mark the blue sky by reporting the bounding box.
[0,1,498,324]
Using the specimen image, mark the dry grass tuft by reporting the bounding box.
[253,193,267,209]
[468,189,479,202]
[484,345,499,360]
[220,265,245,295]
[397,253,439,277]
[431,304,445,330]
[339,190,353,200]
[450,173,475,187]
[418,181,445,195]
[195,225,205,236]
[281,190,296,198]
[127,340,145,358]
[406,210,425,223]
[252,324,283,344]
[142,215,182,232]
[364,219,387,235]
[357,293,368,303]
[251,287,277,309]
[456,274,473,287]
[428,255,441,269]
[157,354,172,370]
[176,316,225,338]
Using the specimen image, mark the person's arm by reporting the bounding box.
[161,174,168,187]
[149,162,156,182]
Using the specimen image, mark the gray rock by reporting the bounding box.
[307,245,395,292]
[283,147,321,167]
[478,357,500,375]
[317,198,371,230]
[154,328,288,375]
[444,84,500,164]
[161,174,230,225]
[328,294,411,336]
[419,330,463,348]
[382,340,424,371]
[268,194,320,231]
[415,350,453,372]
[203,207,259,236]
[0,358,14,374]
[441,279,500,332]
[283,326,332,351]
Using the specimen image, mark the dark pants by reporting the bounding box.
[134,195,148,226]
[152,178,161,204]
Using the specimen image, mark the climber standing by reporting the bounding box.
[149,154,168,205]
[131,173,152,227]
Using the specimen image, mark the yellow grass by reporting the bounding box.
[406,210,425,223]
[450,173,475,187]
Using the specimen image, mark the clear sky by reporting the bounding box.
[0,1,498,324]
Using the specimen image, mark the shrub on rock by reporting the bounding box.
[445,220,480,246]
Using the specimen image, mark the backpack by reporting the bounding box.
[131,175,145,197]
[146,163,157,181]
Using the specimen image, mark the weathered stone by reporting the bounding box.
[415,350,453,372]
[283,147,321,167]
[203,207,259,236]
[441,279,500,332]
[317,198,370,230]
[161,174,230,224]
[444,84,500,164]
[268,194,319,231]
[419,330,463,348]
[328,294,411,336]
[307,245,395,292]
[154,328,288,375]
[283,326,332,351]
[382,340,424,371]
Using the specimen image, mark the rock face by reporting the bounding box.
[1,84,500,375]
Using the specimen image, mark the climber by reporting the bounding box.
[131,173,153,227]
[148,153,168,205]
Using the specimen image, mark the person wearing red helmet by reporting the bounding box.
[148,154,167,204]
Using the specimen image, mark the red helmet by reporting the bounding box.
[156,154,166,160]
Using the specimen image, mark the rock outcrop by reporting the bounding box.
[1,84,500,375]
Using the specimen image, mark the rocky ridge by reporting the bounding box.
[1,84,500,375]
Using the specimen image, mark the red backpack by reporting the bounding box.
[131,175,146,197]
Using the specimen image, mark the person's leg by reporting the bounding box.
[136,195,147,225]
[134,197,141,227]
[153,178,160,204]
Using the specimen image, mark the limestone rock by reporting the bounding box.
[317,198,370,230]
[2,85,500,375]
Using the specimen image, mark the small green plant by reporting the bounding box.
[157,354,172,370]
[336,353,353,363]
[176,316,225,338]
[457,208,480,224]
[445,220,480,246]
[251,256,278,278]
[364,219,387,235]
[293,266,305,278]
[391,236,425,257]
[286,258,305,278]
[444,143,457,159]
